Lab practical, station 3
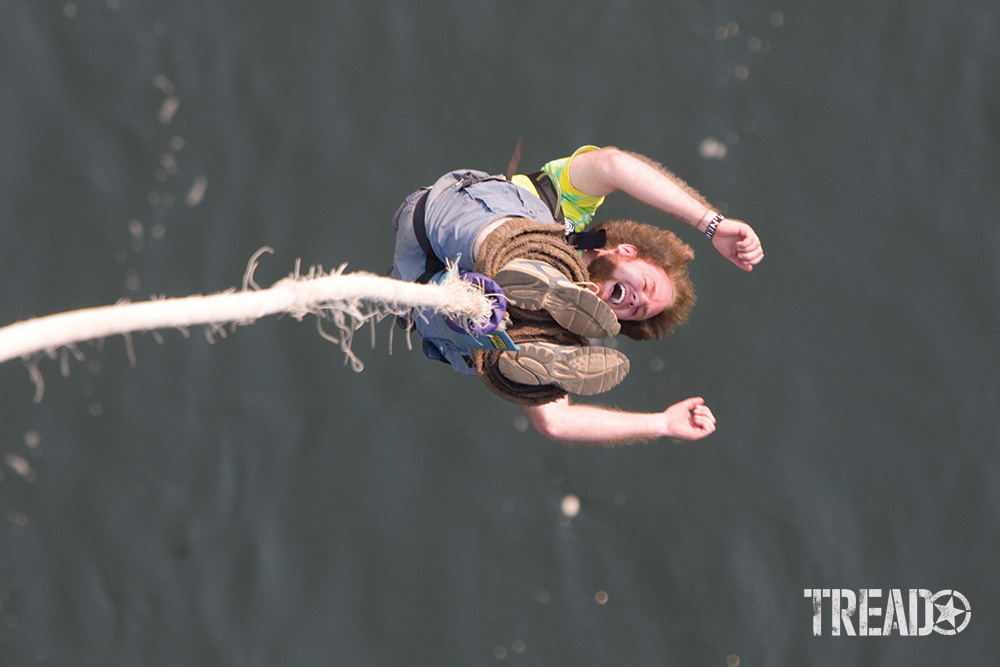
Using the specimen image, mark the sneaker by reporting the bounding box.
[493,259,620,339]
[497,342,629,395]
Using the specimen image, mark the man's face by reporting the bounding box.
[586,244,673,321]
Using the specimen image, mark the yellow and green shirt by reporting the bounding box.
[510,145,606,233]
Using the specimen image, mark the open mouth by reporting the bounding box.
[609,282,626,305]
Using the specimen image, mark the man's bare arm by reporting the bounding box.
[523,395,716,446]
[567,147,764,271]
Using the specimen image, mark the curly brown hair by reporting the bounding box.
[590,219,696,340]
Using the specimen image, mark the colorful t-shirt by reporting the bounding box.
[510,144,606,233]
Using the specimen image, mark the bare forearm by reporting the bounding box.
[568,147,719,231]
[524,396,716,446]
[526,400,668,446]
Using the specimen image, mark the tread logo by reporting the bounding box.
[804,589,970,636]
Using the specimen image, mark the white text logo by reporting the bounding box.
[804,589,970,636]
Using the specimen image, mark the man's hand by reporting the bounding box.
[663,396,716,440]
[711,218,764,271]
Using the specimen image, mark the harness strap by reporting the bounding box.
[412,162,606,284]
[565,229,607,250]
[525,171,564,224]
[523,170,606,250]
[412,189,446,284]
[504,136,523,181]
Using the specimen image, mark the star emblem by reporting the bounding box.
[932,590,971,635]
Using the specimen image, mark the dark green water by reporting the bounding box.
[1,2,998,665]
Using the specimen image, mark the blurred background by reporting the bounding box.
[1,2,997,665]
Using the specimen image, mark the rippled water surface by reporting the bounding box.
[1,2,998,665]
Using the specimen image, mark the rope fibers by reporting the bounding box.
[0,249,492,397]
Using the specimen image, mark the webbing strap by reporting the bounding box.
[525,171,564,224]
[565,229,607,250]
[504,136,523,181]
[525,170,606,250]
[412,189,446,284]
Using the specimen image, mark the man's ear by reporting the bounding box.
[616,243,638,256]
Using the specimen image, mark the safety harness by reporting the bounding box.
[409,168,605,288]
[401,153,611,405]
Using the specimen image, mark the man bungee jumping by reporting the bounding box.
[388,145,763,445]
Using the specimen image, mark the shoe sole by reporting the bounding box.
[494,261,620,339]
[497,343,629,395]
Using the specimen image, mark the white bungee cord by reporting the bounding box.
[0,248,493,401]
